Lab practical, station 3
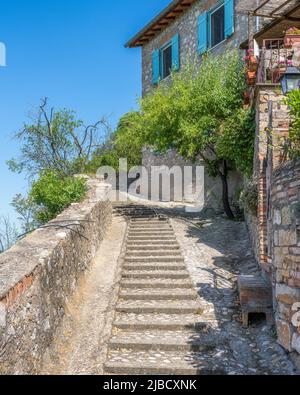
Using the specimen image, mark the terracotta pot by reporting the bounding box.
[247,70,256,86]
[284,34,300,48]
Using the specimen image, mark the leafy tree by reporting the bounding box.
[0,216,18,253]
[29,171,87,223]
[86,111,143,173]
[8,98,110,178]
[139,51,255,218]
[11,194,39,233]
[284,89,300,158]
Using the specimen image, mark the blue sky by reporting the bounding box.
[0,0,171,223]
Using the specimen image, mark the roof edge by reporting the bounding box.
[125,0,194,48]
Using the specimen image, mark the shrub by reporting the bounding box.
[239,181,258,216]
[284,90,300,158]
[30,171,87,223]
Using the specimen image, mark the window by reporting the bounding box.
[161,43,173,80]
[198,0,235,55]
[152,34,180,85]
[210,4,225,48]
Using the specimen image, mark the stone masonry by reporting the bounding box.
[0,179,112,374]
[142,0,250,95]
[271,160,300,354]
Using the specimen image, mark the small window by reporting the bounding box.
[161,43,173,80]
[210,4,225,48]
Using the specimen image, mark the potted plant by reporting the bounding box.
[284,27,300,47]
[247,71,256,86]
[244,49,258,72]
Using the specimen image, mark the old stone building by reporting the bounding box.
[241,1,300,357]
[126,0,256,208]
[126,0,252,96]
[126,0,300,358]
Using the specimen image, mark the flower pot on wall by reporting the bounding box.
[248,56,258,72]
[247,71,256,86]
[284,35,300,48]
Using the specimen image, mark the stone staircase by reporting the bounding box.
[104,205,220,375]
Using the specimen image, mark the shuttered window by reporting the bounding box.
[152,33,180,85]
[198,0,235,54]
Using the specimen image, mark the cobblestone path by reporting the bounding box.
[103,204,298,375]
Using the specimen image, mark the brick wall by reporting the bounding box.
[272,161,300,354]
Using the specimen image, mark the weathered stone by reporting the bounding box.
[292,333,300,354]
[0,302,6,328]
[277,319,293,352]
[281,207,292,226]
[278,230,297,247]
[0,179,112,375]
[273,209,282,225]
[276,284,300,306]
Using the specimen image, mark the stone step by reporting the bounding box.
[123,263,186,271]
[128,230,174,234]
[124,256,184,263]
[116,301,203,314]
[127,236,177,241]
[120,279,194,289]
[113,313,209,330]
[122,270,190,279]
[104,350,225,375]
[127,245,180,251]
[129,225,172,230]
[126,240,179,246]
[125,250,182,257]
[108,330,217,352]
[130,219,169,224]
[119,289,197,301]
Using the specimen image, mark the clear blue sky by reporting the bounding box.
[0,0,171,223]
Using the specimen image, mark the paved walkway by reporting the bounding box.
[103,204,297,375]
[41,201,298,375]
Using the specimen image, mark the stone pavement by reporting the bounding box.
[103,204,298,375]
[170,212,298,375]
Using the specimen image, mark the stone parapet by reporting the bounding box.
[0,179,112,374]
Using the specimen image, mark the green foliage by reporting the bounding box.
[11,194,39,233]
[216,108,256,176]
[86,111,144,173]
[139,51,253,173]
[29,171,87,223]
[8,98,109,178]
[285,90,300,158]
[239,181,258,216]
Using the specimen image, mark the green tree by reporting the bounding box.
[8,98,110,178]
[0,216,18,253]
[139,51,255,218]
[29,171,87,223]
[11,194,39,233]
[86,111,143,173]
[285,89,300,158]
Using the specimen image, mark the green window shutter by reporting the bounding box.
[171,33,180,71]
[224,0,235,38]
[152,49,160,85]
[198,12,208,54]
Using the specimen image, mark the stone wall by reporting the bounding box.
[0,179,112,374]
[142,148,243,212]
[142,0,250,95]
[271,160,300,354]
[252,84,290,272]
